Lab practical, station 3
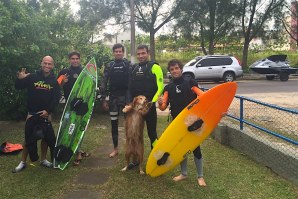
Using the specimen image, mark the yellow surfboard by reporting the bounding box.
[146,82,237,177]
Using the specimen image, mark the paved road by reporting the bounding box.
[199,79,298,95]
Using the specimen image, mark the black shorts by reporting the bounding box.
[109,95,126,112]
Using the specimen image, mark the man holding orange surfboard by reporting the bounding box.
[158,59,206,187]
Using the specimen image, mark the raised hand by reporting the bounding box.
[17,68,30,79]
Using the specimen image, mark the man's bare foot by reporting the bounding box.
[121,166,127,172]
[109,149,118,158]
[173,174,187,182]
[76,152,82,161]
[140,170,145,175]
[197,177,207,186]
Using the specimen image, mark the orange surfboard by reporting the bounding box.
[146,82,237,177]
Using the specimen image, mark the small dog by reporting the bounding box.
[121,95,152,174]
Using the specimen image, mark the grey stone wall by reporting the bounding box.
[212,124,298,185]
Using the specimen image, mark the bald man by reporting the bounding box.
[13,56,61,173]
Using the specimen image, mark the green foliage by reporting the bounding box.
[0,0,109,120]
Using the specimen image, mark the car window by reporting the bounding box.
[198,58,217,67]
[186,58,201,66]
[198,57,232,67]
[216,58,232,65]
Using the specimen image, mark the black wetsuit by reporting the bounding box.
[163,76,202,159]
[101,59,130,148]
[58,65,83,99]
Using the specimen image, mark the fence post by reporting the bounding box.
[240,97,244,130]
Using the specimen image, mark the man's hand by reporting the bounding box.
[158,96,164,106]
[57,73,69,86]
[17,68,30,79]
[61,73,69,85]
[37,110,49,118]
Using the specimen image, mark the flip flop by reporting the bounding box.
[81,152,90,158]
[73,159,81,166]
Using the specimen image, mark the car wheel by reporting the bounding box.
[182,73,195,81]
[266,75,275,80]
[223,72,235,82]
[279,72,289,81]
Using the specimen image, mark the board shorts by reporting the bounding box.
[108,95,126,112]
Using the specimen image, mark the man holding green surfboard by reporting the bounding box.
[57,51,90,165]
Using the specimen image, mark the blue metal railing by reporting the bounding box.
[227,95,298,146]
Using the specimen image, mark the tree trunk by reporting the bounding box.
[242,39,250,69]
[150,31,156,61]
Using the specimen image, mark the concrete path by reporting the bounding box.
[60,126,126,199]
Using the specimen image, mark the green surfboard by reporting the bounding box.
[53,58,98,170]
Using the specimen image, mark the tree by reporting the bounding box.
[175,0,240,55]
[279,1,298,49]
[78,0,184,60]
[239,0,285,67]
[0,0,108,120]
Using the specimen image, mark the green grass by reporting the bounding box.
[1,110,298,199]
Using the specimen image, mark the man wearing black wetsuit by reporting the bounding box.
[100,43,131,158]
[57,51,90,165]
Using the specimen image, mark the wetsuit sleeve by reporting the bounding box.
[126,64,133,104]
[158,90,169,111]
[46,81,61,114]
[191,86,204,96]
[100,63,110,96]
[151,64,164,102]
[15,74,31,90]
[57,74,66,86]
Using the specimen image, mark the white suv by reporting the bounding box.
[169,55,243,82]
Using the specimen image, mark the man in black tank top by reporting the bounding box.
[100,44,131,158]
[158,59,206,186]
[130,45,164,150]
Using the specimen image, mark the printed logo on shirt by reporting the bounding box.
[34,81,53,90]
[73,73,79,79]
[136,66,144,76]
[176,85,181,93]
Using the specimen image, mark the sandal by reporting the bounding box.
[73,159,81,166]
[81,152,90,158]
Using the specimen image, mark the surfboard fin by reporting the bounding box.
[188,119,204,131]
[157,152,170,166]
[54,145,73,163]
[70,98,89,116]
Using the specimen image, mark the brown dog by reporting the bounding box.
[121,95,152,174]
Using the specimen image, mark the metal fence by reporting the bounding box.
[224,95,298,182]
[228,95,298,146]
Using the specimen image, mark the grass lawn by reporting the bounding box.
[1,108,298,199]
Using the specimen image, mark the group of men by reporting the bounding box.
[13,43,206,186]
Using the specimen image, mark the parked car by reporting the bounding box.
[249,54,298,81]
[167,55,243,82]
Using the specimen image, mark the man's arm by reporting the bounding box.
[47,81,61,114]
[151,64,164,102]
[158,91,168,111]
[191,86,204,96]
[15,68,30,90]
[99,63,110,97]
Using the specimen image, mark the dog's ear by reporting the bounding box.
[132,96,139,106]
[123,104,133,113]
